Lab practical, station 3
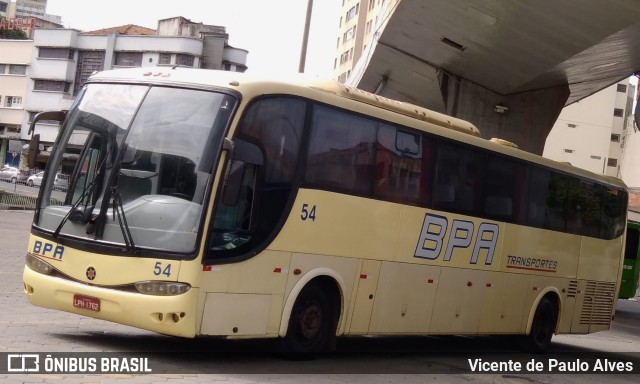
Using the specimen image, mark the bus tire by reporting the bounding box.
[521,297,557,353]
[281,282,333,355]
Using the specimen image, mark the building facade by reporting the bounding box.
[0,38,31,167]
[1,0,62,38]
[333,0,398,83]
[543,79,634,177]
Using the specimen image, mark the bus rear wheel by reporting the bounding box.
[521,297,557,353]
[282,283,334,355]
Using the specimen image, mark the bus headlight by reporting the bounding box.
[26,253,54,275]
[134,281,191,296]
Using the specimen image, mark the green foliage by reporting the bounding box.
[0,28,29,40]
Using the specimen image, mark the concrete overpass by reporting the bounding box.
[349,0,640,154]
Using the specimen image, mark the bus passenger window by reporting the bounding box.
[374,124,427,205]
[306,105,376,195]
[433,143,484,214]
[483,156,526,221]
[527,167,552,228]
[601,187,627,239]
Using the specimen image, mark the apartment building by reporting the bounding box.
[333,0,398,83]
[543,79,635,177]
[0,38,31,167]
[19,17,248,169]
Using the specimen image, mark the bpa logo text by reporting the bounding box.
[414,213,499,265]
[32,240,64,260]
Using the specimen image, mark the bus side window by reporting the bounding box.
[207,97,306,260]
[433,142,484,215]
[374,124,427,205]
[210,160,258,250]
[601,187,627,239]
[306,105,376,195]
[527,167,551,228]
[483,155,526,222]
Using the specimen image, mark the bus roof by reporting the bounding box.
[87,67,627,190]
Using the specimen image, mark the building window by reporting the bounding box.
[8,65,26,75]
[613,108,624,117]
[38,48,75,60]
[611,134,620,142]
[0,2,8,12]
[74,50,105,96]
[4,96,22,108]
[114,52,143,67]
[607,158,618,167]
[159,53,171,65]
[346,6,357,22]
[590,155,602,160]
[340,50,350,65]
[617,84,627,93]
[567,123,577,128]
[564,149,574,153]
[34,80,70,93]
[343,26,356,43]
[0,64,5,74]
[175,54,194,67]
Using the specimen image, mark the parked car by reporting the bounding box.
[0,165,28,184]
[27,171,68,191]
[27,171,44,188]
[54,173,69,192]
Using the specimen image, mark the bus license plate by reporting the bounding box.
[73,294,100,312]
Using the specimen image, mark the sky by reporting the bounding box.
[45,0,342,78]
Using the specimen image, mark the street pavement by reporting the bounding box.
[1,210,639,383]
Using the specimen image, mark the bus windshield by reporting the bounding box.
[35,83,236,255]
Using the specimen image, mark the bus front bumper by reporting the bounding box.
[23,265,198,338]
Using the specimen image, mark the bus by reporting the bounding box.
[24,67,628,353]
[619,221,640,299]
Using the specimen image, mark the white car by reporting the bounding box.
[0,165,22,183]
[27,171,68,191]
[27,171,44,187]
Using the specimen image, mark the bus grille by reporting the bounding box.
[579,281,615,325]
[566,280,578,298]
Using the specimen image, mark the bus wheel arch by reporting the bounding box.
[279,272,343,353]
[522,291,560,353]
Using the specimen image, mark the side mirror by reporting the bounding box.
[28,110,66,135]
[27,134,39,168]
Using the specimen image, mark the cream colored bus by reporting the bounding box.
[24,67,628,353]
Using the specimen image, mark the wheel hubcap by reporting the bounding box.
[300,303,322,340]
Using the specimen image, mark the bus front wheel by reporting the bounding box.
[282,283,333,354]
[521,297,557,353]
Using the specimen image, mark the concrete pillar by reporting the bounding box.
[439,72,570,155]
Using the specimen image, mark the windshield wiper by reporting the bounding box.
[53,178,99,241]
[110,186,139,254]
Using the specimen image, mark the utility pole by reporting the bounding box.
[298,0,313,73]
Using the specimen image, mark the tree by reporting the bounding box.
[0,28,29,40]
